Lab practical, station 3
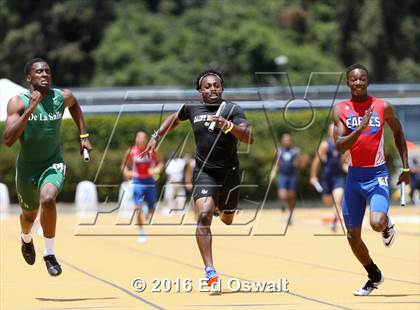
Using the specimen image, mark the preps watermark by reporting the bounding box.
[132,277,289,293]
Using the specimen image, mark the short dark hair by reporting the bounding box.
[346,63,368,78]
[24,58,49,75]
[195,70,224,90]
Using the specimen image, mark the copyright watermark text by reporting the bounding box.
[132,277,289,293]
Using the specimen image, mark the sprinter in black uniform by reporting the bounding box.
[144,70,253,286]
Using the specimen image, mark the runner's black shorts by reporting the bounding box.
[192,165,240,213]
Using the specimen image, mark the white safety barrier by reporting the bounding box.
[0,183,10,220]
[118,181,135,219]
[75,181,98,219]
[162,183,186,216]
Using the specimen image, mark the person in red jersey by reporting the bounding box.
[121,130,164,243]
[333,64,410,296]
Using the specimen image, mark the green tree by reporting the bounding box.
[92,0,343,87]
[1,0,418,86]
[334,0,420,82]
[352,0,389,80]
[0,0,114,86]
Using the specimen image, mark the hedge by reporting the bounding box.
[0,109,398,204]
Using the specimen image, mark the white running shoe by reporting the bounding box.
[137,230,147,243]
[353,272,384,296]
[382,218,395,247]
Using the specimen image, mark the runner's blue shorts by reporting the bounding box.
[133,177,157,209]
[277,174,297,191]
[342,164,390,228]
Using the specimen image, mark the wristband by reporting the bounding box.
[223,122,234,134]
[151,130,160,141]
[402,168,410,172]
[79,133,89,139]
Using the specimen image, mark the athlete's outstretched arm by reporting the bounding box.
[341,151,350,173]
[143,112,182,153]
[333,104,373,153]
[184,158,194,191]
[384,102,410,185]
[121,148,135,180]
[296,148,309,169]
[209,117,254,144]
[151,152,165,175]
[269,149,280,180]
[310,140,327,185]
[63,89,92,153]
[3,92,42,147]
[229,122,254,144]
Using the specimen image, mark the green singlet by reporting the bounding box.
[16,88,66,211]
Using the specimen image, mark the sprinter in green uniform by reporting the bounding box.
[3,58,92,276]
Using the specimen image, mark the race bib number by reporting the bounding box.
[378,176,388,187]
[53,163,66,176]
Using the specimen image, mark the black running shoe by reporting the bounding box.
[43,255,62,276]
[21,238,36,265]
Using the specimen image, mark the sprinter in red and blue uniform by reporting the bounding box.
[121,130,164,243]
[333,64,410,296]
